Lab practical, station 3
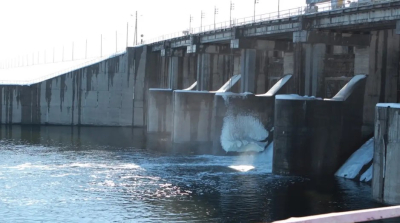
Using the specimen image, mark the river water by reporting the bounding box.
[0,125,396,222]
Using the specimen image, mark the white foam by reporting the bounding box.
[216,92,250,105]
[335,138,373,180]
[220,115,269,153]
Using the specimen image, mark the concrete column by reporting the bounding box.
[373,104,400,204]
[354,46,369,74]
[182,55,197,89]
[168,57,183,89]
[283,52,294,75]
[240,49,256,93]
[304,43,326,97]
[196,54,211,91]
[363,30,400,137]
[160,56,169,88]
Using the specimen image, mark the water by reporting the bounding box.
[0,125,396,222]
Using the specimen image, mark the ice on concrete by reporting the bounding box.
[183,81,197,91]
[217,74,241,93]
[276,94,317,100]
[360,165,372,182]
[264,74,292,96]
[335,138,373,181]
[377,103,400,108]
[331,74,367,101]
[220,115,269,153]
[216,92,250,105]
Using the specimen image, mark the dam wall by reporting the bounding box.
[0,47,151,127]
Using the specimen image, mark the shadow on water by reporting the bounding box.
[0,125,146,149]
[0,125,399,222]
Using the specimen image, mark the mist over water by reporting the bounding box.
[0,125,396,222]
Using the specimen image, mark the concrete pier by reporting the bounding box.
[171,75,241,154]
[212,75,293,153]
[373,104,400,205]
[273,75,367,176]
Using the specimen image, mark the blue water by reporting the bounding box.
[0,126,395,222]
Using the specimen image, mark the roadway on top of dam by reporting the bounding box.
[150,0,400,51]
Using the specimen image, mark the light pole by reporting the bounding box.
[214,6,219,30]
[254,0,259,22]
[278,0,280,18]
[189,14,193,34]
[230,1,235,27]
[201,10,205,32]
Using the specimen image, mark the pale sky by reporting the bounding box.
[0,0,307,66]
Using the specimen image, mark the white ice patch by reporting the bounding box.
[220,115,268,153]
[376,103,400,108]
[360,165,373,182]
[335,138,373,180]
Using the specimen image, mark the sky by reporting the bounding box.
[0,0,307,67]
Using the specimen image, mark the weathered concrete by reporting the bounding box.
[196,54,212,91]
[240,49,256,93]
[373,104,400,205]
[273,75,367,176]
[171,75,241,154]
[304,43,326,97]
[0,46,151,127]
[362,30,400,137]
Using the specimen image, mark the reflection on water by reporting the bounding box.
[0,125,397,222]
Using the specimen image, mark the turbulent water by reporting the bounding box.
[0,126,396,222]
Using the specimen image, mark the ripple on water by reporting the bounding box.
[0,136,396,223]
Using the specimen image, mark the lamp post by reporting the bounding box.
[189,14,193,34]
[201,10,205,32]
[214,6,219,30]
[254,0,259,22]
[230,1,235,27]
[278,0,280,18]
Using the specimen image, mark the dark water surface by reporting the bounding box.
[0,126,396,222]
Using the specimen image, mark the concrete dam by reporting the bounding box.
[2,0,400,205]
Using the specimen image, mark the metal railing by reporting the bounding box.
[144,0,399,45]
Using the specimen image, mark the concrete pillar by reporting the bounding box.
[160,56,169,88]
[168,57,183,89]
[304,43,326,97]
[172,91,215,153]
[354,46,369,74]
[363,30,400,137]
[373,104,400,204]
[197,54,211,91]
[240,49,256,93]
[182,55,197,89]
[273,75,367,176]
[283,52,294,75]
[147,89,173,134]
